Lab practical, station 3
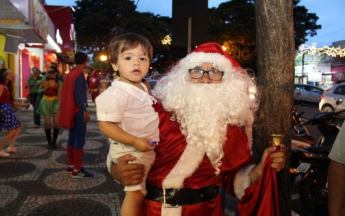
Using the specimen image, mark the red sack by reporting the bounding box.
[237,154,280,216]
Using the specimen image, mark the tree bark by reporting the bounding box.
[254,0,295,215]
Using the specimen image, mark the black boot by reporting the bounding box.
[53,128,60,148]
[44,128,53,149]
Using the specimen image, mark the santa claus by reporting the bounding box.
[111,43,286,216]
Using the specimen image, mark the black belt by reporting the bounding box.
[145,184,220,207]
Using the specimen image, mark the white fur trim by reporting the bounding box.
[161,144,205,216]
[182,52,236,72]
[162,144,205,189]
[233,164,256,199]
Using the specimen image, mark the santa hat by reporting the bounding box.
[183,42,241,70]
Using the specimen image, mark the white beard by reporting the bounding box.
[173,84,228,174]
[156,76,256,173]
[154,55,258,173]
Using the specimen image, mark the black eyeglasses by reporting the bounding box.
[188,68,224,81]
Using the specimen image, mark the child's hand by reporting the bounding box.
[132,137,156,152]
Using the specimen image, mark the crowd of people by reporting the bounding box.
[1,32,344,216]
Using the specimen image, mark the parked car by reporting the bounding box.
[294,84,324,104]
[319,83,345,112]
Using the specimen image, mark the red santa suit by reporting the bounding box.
[140,103,254,216]
[138,43,279,216]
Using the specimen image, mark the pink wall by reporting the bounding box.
[331,65,345,82]
[21,49,30,98]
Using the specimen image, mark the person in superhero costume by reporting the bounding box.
[59,52,93,178]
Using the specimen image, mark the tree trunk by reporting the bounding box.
[254,0,295,215]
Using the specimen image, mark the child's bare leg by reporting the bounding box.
[8,127,21,149]
[121,190,144,216]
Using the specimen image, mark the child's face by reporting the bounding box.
[112,44,150,86]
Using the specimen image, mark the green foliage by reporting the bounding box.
[293,0,321,47]
[73,0,172,73]
[74,0,136,52]
[208,0,321,70]
[125,12,173,73]
[73,0,320,73]
[209,0,256,69]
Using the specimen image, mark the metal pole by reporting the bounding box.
[187,17,192,53]
[301,52,305,84]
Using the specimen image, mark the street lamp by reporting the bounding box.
[100,55,107,62]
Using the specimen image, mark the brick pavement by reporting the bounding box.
[0,101,124,216]
[0,100,237,216]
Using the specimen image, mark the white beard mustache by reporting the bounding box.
[178,84,228,173]
[156,67,257,173]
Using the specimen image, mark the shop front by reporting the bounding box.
[331,65,345,83]
[0,0,61,99]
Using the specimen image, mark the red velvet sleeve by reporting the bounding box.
[220,126,255,197]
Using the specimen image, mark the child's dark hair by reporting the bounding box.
[31,66,40,72]
[48,66,59,73]
[74,52,88,65]
[108,33,153,66]
[0,68,8,84]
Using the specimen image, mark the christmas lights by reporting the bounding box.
[296,43,345,59]
[161,35,172,45]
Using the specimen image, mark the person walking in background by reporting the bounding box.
[328,124,345,216]
[88,70,100,103]
[0,69,29,157]
[59,52,92,178]
[83,64,91,107]
[96,33,159,216]
[99,75,112,94]
[50,62,64,82]
[25,67,43,128]
[37,66,62,149]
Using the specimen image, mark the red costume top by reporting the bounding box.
[140,103,279,216]
[45,83,59,97]
[59,67,83,130]
[0,84,10,104]
[88,74,99,90]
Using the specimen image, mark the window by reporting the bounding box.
[310,87,323,94]
[295,85,306,91]
[334,86,345,95]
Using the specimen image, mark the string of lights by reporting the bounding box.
[161,35,172,45]
[296,43,345,59]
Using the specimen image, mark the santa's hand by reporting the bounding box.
[132,137,155,152]
[250,144,287,184]
[260,144,286,172]
[110,154,145,186]
[270,144,286,171]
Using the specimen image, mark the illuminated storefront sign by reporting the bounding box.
[32,0,48,42]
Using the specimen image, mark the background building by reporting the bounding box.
[295,40,345,89]
[0,0,74,100]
